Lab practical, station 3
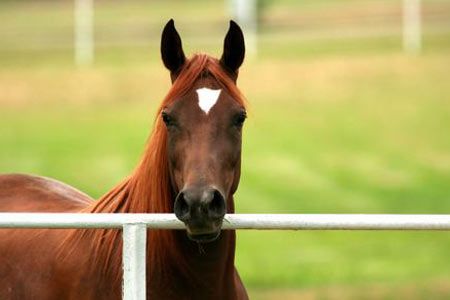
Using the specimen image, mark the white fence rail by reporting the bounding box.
[1,213,450,300]
[72,0,426,65]
[1,213,450,230]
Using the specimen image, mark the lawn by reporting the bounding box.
[1,0,450,299]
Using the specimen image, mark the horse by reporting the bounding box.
[0,20,248,300]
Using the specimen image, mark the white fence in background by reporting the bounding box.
[1,213,449,300]
[74,0,94,66]
[231,0,258,56]
[73,0,423,65]
[403,0,422,54]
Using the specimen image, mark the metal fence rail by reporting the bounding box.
[1,213,449,300]
[1,213,450,230]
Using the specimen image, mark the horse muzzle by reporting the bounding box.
[174,187,226,243]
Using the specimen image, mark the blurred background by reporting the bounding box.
[1,0,449,299]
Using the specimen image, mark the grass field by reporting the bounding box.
[1,0,450,299]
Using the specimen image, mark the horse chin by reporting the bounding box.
[186,230,221,243]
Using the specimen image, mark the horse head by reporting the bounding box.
[160,20,246,243]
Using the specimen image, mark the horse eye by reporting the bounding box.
[161,112,174,126]
[233,112,247,128]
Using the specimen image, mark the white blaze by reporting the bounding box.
[196,87,221,114]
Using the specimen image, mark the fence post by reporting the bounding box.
[403,0,422,54]
[123,224,147,300]
[230,0,258,56]
[74,0,94,66]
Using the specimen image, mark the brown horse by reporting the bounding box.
[0,20,248,300]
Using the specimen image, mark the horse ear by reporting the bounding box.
[220,20,245,78]
[161,19,186,78]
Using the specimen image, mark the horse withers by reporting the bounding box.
[0,20,248,299]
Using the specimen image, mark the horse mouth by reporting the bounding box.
[187,230,221,243]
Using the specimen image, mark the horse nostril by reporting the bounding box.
[175,188,226,223]
[174,192,190,222]
[207,190,226,220]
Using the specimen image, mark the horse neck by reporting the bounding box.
[82,167,238,293]
[179,230,235,278]
[149,197,237,294]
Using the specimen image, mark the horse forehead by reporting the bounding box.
[172,78,234,118]
[196,87,222,114]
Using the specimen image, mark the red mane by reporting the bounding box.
[59,54,246,284]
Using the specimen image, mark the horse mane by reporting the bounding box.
[59,54,246,285]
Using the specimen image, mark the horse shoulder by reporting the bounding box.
[0,173,93,212]
[0,174,105,299]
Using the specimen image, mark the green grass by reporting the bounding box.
[1,0,450,298]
